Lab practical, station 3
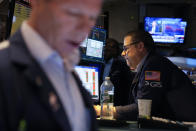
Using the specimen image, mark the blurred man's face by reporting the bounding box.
[30,0,102,58]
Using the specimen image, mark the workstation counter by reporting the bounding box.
[97,119,196,131]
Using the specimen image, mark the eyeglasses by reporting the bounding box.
[123,41,140,52]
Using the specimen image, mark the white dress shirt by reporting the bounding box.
[134,53,149,73]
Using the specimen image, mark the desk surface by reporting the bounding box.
[97,120,196,131]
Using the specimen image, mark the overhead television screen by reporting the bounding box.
[144,17,187,45]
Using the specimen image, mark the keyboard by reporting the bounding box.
[138,116,191,130]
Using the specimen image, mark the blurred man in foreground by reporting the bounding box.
[0,0,102,130]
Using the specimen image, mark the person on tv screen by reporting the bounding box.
[151,21,157,34]
[0,0,103,130]
[95,30,196,122]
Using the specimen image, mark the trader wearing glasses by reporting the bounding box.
[95,30,196,121]
[115,30,196,121]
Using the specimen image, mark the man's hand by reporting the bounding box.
[94,105,116,118]
[94,105,101,116]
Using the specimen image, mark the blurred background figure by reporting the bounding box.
[102,38,134,106]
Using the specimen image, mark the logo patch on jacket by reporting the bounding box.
[145,81,162,88]
[145,71,160,81]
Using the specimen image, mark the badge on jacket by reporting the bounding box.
[49,92,60,111]
[145,81,162,88]
[145,71,160,81]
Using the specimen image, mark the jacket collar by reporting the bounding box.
[9,30,34,66]
[72,71,93,108]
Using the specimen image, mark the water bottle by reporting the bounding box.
[100,77,114,120]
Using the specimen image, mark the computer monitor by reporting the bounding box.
[80,27,106,62]
[74,65,99,100]
[80,38,104,61]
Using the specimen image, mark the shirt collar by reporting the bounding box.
[135,53,149,72]
[21,21,64,67]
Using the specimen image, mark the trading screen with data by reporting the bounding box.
[80,27,106,62]
[74,65,99,100]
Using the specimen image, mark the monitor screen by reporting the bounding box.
[11,0,31,35]
[85,38,104,58]
[74,65,99,100]
[89,27,106,42]
[144,17,187,45]
[80,27,106,62]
